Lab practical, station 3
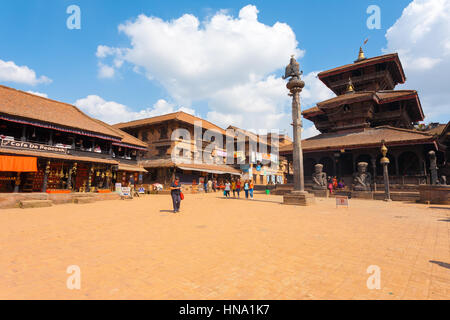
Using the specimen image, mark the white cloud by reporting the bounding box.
[26,91,48,98]
[302,125,320,139]
[0,59,51,85]
[206,75,291,130]
[384,0,450,122]
[97,5,311,132]
[301,71,335,108]
[73,95,195,124]
[205,71,332,135]
[98,63,115,79]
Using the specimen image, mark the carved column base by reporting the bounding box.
[351,191,374,200]
[310,189,329,198]
[283,191,315,206]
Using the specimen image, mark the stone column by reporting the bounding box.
[429,151,439,185]
[282,56,314,206]
[371,157,377,192]
[380,142,391,201]
[287,77,305,190]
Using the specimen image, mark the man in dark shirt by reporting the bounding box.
[170,176,182,213]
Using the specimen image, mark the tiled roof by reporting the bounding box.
[103,121,148,148]
[117,163,147,172]
[280,126,435,153]
[114,111,227,135]
[318,53,406,83]
[0,85,121,139]
[303,90,424,121]
[316,91,373,109]
[227,125,259,141]
[139,157,241,175]
[301,106,323,116]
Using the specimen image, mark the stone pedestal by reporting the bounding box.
[283,191,315,206]
[310,189,329,198]
[352,191,374,200]
[418,185,450,204]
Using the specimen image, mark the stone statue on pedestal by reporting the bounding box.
[353,162,372,191]
[312,164,327,190]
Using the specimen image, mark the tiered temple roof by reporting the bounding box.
[302,49,424,134]
[282,49,440,155]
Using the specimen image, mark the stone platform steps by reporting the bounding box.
[19,200,53,209]
[73,196,95,204]
[0,192,121,209]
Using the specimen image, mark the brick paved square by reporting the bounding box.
[0,193,449,300]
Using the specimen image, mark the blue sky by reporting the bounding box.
[0,0,448,136]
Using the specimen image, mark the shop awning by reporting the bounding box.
[0,155,37,172]
[118,163,148,173]
[0,147,119,165]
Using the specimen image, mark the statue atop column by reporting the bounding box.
[353,162,372,191]
[283,55,303,80]
[312,164,327,190]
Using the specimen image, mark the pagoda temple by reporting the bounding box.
[280,48,449,189]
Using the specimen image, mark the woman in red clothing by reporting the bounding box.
[236,179,241,198]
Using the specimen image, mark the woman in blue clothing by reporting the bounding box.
[244,180,249,199]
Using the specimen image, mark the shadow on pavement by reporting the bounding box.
[429,260,450,270]
[216,197,282,204]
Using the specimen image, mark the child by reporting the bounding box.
[249,180,254,199]
[224,180,231,198]
[244,180,249,199]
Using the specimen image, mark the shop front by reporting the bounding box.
[0,146,119,193]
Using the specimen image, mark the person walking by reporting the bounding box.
[129,174,135,199]
[231,179,236,198]
[327,177,333,195]
[207,179,213,193]
[244,180,249,199]
[333,176,338,190]
[203,179,208,193]
[236,179,241,198]
[249,180,254,199]
[212,179,217,192]
[170,176,182,213]
[224,180,231,198]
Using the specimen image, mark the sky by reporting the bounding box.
[0,0,449,138]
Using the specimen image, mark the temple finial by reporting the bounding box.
[346,78,355,93]
[355,47,366,62]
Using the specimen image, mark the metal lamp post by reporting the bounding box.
[380,141,391,201]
